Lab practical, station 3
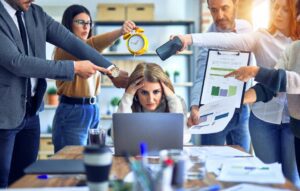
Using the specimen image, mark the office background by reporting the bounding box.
[35,0,268,135]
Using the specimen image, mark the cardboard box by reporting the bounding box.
[126,4,154,21]
[96,4,126,21]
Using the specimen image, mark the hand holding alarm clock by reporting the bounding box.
[123,27,149,56]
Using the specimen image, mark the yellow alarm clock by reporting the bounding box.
[123,28,148,56]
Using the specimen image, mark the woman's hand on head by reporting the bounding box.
[126,78,144,95]
[160,81,174,97]
[121,20,136,35]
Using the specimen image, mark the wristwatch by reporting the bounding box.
[108,65,120,78]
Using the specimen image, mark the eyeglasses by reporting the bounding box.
[73,19,93,28]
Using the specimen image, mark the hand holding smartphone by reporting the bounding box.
[156,37,183,61]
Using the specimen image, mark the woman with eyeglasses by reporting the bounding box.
[51,4,136,152]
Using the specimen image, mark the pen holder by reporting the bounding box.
[131,160,153,191]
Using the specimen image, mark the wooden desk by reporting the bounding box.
[10,146,297,190]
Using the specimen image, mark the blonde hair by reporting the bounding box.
[127,62,174,112]
[268,0,299,40]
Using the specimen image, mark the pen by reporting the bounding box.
[198,184,221,191]
[232,166,269,170]
[140,142,148,165]
[37,174,84,179]
[233,155,253,158]
[140,142,148,157]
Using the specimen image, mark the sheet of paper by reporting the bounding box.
[206,156,264,176]
[223,183,291,191]
[200,50,250,109]
[184,146,254,175]
[184,146,251,158]
[218,162,285,184]
[188,97,236,134]
[0,187,88,191]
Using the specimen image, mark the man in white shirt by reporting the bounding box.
[187,0,252,152]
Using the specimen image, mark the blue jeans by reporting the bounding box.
[52,103,100,153]
[250,112,300,186]
[200,105,251,152]
[0,115,40,188]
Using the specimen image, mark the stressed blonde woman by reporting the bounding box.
[117,63,191,143]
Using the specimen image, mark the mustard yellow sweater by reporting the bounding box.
[54,33,115,98]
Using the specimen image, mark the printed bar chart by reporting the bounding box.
[210,67,235,77]
[228,86,237,96]
[211,86,220,96]
[211,86,237,97]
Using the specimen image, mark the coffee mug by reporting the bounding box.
[83,146,112,191]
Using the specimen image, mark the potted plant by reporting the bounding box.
[165,71,170,78]
[109,38,120,52]
[110,97,120,113]
[47,87,58,106]
[173,70,180,83]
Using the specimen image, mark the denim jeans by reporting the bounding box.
[295,137,300,181]
[249,112,300,187]
[0,115,40,188]
[52,103,100,153]
[200,105,251,152]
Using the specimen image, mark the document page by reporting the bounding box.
[189,97,235,134]
[218,162,285,184]
[200,50,250,109]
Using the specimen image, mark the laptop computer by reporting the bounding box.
[112,113,184,156]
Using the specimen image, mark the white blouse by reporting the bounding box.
[192,29,292,124]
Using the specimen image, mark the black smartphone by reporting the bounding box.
[156,36,183,61]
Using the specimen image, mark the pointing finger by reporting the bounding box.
[224,71,236,78]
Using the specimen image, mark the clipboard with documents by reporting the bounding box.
[199,49,251,111]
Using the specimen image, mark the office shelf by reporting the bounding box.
[95,20,195,108]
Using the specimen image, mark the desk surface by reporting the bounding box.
[10,146,297,190]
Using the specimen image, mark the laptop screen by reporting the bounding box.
[112,113,184,156]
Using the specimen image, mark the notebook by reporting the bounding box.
[112,113,184,156]
[24,159,85,174]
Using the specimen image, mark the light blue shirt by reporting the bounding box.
[190,19,253,107]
